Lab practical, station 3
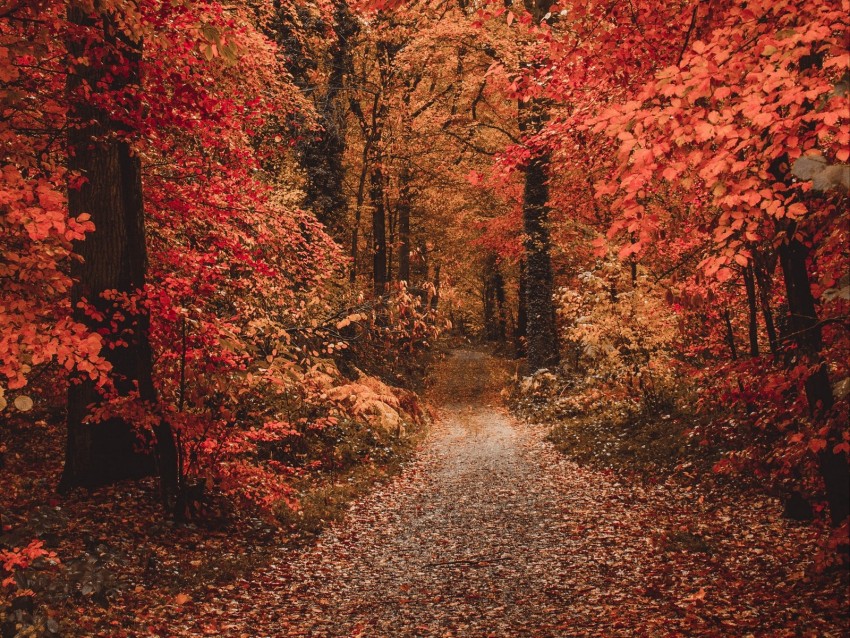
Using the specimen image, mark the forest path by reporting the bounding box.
[195,349,845,637]
[270,348,598,635]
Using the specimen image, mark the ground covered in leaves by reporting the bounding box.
[3,349,848,636]
[184,350,846,636]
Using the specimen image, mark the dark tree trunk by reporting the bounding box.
[753,252,779,355]
[515,260,527,357]
[386,188,395,283]
[397,165,412,283]
[483,254,507,341]
[495,272,507,341]
[517,0,558,371]
[778,235,849,525]
[723,309,738,361]
[520,102,559,370]
[61,6,177,492]
[431,264,441,311]
[273,0,356,237]
[371,159,387,297]
[743,264,760,357]
[350,136,372,284]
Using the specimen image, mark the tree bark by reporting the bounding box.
[371,158,387,297]
[778,234,849,525]
[518,0,558,371]
[520,103,559,370]
[61,5,177,492]
[273,0,356,237]
[753,251,779,355]
[396,165,412,283]
[431,264,441,311]
[515,259,527,357]
[723,309,738,361]
[483,254,507,341]
[743,264,760,357]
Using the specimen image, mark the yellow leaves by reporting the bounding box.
[13,395,33,412]
[335,312,368,330]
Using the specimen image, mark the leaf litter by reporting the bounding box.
[3,350,847,636]
[181,350,848,636]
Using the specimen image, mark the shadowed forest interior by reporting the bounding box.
[1,0,848,635]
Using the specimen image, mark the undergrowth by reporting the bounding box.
[509,370,721,482]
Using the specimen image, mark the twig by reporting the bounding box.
[424,555,511,568]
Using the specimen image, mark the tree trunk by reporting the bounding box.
[518,0,558,371]
[371,159,387,297]
[520,102,559,371]
[431,263,440,311]
[397,165,412,283]
[515,260,527,357]
[483,254,506,342]
[386,187,395,283]
[778,235,849,525]
[723,309,738,361]
[743,264,760,357]
[350,138,372,284]
[753,252,779,355]
[753,253,779,355]
[61,6,177,492]
[273,0,355,237]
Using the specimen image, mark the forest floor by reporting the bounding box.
[179,349,847,637]
[4,349,848,636]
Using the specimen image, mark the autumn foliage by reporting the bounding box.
[0,0,848,632]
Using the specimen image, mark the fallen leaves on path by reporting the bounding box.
[4,350,846,636]
[177,350,848,636]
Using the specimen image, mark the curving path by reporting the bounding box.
[190,349,846,637]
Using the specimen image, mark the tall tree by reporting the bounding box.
[273,0,357,237]
[519,0,558,371]
[61,3,176,491]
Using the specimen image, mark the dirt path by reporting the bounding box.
[192,349,846,637]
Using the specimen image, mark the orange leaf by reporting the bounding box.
[809,439,827,453]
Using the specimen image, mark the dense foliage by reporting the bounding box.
[1,0,847,633]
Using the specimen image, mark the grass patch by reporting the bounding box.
[277,423,428,539]
[546,408,704,476]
